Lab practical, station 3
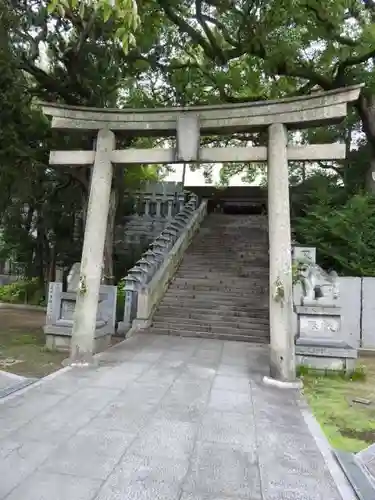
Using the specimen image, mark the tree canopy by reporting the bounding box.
[1,0,375,281]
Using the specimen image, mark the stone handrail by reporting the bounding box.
[117,193,207,334]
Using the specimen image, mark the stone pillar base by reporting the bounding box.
[296,340,357,373]
[46,332,111,359]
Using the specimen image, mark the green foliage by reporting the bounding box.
[302,359,375,453]
[0,279,45,306]
[298,364,366,381]
[293,182,375,275]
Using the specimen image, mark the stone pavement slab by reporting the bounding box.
[0,371,36,399]
[0,334,354,500]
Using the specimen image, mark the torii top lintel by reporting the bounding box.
[41,85,362,136]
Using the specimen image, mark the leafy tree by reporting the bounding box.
[84,0,375,188]
[294,188,375,276]
[2,0,165,284]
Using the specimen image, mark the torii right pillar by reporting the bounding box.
[267,123,296,382]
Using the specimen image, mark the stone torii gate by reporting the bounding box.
[42,85,361,383]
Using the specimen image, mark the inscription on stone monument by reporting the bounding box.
[300,315,340,339]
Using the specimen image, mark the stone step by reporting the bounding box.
[165,287,268,297]
[178,262,269,268]
[149,211,271,343]
[179,261,269,268]
[175,272,268,280]
[145,327,269,344]
[187,253,267,257]
[187,244,268,249]
[156,305,269,319]
[151,318,269,335]
[151,315,269,329]
[162,291,268,302]
[170,277,268,286]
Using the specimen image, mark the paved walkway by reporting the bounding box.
[0,334,352,500]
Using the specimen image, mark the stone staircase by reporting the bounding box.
[147,212,270,343]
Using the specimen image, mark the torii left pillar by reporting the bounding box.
[68,129,115,365]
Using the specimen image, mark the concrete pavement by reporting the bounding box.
[0,334,353,499]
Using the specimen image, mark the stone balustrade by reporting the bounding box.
[125,181,185,219]
[117,193,206,335]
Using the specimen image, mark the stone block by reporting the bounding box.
[295,301,358,372]
[295,340,357,358]
[127,419,197,460]
[362,278,375,349]
[41,428,135,480]
[101,453,189,489]
[296,339,357,372]
[0,440,56,499]
[176,114,200,162]
[4,472,102,500]
[292,245,316,264]
[295,304,341,316]
[44,283,117,352]
[299,313,341,341]
[182,441,261,498]
[335,450,375,500]
[197,410,256,453]
[208,389,253,414]
[338,276,361,348]
[211,375,251,394]
[95,476,181,500]
[296,354,356,372]
[357,443,375,485]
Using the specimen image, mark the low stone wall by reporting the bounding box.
[0,274,20,286]
[339,277,375,350]
[44,282,117,352]
[118,195,207,334]
[135,201,208,328]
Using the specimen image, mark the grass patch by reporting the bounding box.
[0,308,67,378]
[302,359,375,452]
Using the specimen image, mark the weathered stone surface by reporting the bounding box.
[268,123,295,382]
[44,283,117,352]
[295,299,357,372]
[338,277,361,348]
[0,334,347,500]
[293,245,316,264]
[42,85,362,134]
[362,278,375,349]
[335,450,375,500]
[299,314,341,340]
[143,213,269,344]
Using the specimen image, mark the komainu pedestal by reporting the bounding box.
[295,304,357,372]
[294,255,357,372]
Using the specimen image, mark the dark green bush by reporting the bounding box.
[116,279,125,323]
[293,188,375,276]
[0,278,45,305]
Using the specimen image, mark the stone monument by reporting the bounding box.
[293,245,357,372]
[44,262,117,353]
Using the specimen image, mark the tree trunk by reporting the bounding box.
[356,93,375,192]
[103,187,118,285]
[48,245,56,283]
[35,210,45,286]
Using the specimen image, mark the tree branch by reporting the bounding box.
[194,0,226,63]
[156,0,220,60]
[305,2,359,47]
